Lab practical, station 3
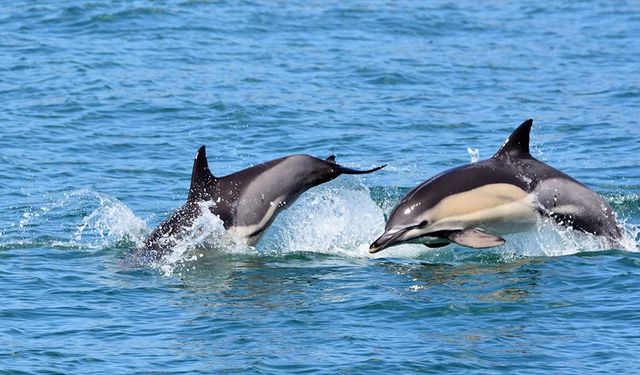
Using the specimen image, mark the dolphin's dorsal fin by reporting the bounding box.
[325,155,336,164]
[188,145,216,202]
[494,119,533,158]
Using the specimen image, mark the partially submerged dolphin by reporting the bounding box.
[370,119,623,253]
[139,146,385,258]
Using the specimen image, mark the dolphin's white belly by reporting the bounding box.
[229,194,288,241]
[425,184,539,235]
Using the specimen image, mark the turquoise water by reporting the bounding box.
[2,1,640,373]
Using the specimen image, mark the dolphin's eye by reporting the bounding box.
[418,220,428,227]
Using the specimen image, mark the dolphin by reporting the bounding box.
[369,119,623,253]
[138,146,385,258]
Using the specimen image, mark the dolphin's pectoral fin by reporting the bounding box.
[447,229,505,249]
[424,242,449,248]
[325,155,336,164]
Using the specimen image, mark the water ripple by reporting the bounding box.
[1,0,639,373]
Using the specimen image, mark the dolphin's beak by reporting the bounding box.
[369,229,407,254]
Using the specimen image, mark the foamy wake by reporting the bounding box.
[5,183,638,275]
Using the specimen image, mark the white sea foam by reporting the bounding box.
[467,147,480,163]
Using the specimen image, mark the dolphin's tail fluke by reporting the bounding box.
[324,154,386,175]
[334,164,386,175]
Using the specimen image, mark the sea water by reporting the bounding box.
[1,1,639,373]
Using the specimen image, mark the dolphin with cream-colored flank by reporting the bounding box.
[137,146,385,259]
[369,119,623,253]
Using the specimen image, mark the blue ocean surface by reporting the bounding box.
[1,1,640,373]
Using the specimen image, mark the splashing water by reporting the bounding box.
[467,147,480,163]
[258,180,386,258]
[7,184,637,274]
[6,189,147,250]
[74,192,148,248]
[499,217,638,260]
[154,203,251,276]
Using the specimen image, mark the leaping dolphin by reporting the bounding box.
[138,146,385,258]
[369,119,623,253]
